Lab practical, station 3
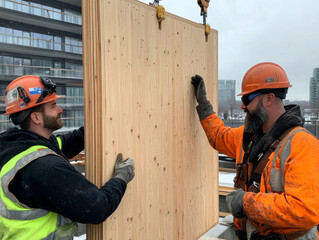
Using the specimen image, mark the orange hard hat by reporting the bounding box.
[5,75,62,116]
[238,62,292,96]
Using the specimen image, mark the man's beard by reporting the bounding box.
[244,99,269,135]
[43,113,63,131]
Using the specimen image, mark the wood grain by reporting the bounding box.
[82,0,219,239]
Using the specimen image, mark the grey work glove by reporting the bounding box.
[191,74,208,104]
[113,153,135,184]
[191,75,214,120]
[226,189,246,218]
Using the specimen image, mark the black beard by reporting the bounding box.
[43,113,63,131]
[244,100,269,135]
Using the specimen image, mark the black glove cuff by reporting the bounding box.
[196,100,214,121]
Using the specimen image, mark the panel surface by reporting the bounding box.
[82,0,219,239]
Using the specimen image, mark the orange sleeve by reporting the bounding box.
[243,131,319,235]
[200,113,244,159]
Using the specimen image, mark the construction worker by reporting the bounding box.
[0,75,135,240]
[191,62,319,240]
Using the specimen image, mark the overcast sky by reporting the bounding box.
[138,0,319,101]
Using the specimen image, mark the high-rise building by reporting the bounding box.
[0,0,83,132]
[218,79,236,118]
[218,80,236,105]
[309,68,319,108]
[218,79,235,108]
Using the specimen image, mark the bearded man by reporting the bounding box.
[0,75,135,240]
[191,62,319,240]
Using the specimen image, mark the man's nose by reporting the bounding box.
[57,105,63,113]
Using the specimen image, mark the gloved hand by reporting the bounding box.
[191,75,214,120]
[226,189,246,218]
[113,153,135,184]
[191,74,208,105]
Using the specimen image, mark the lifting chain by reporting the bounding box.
[197,0,210,25]
[197,0,211,41]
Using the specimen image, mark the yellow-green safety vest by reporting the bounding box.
[0,140,77,240]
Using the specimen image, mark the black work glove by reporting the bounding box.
[191,75,214,120]
[226,189,246,218]
[113,153,135,184]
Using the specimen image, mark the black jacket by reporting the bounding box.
[0,127,126,224]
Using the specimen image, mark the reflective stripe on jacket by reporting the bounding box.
[0,144,77,240]
[201,113,319,238]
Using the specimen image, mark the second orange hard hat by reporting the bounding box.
[238,62,292,96]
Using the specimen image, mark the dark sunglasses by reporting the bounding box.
[241,92,262,106]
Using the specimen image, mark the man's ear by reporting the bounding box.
[265,93,275,107]
[30,112,42,125]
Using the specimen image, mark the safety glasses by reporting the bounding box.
[36,77,57,103]
[241,92,262,106]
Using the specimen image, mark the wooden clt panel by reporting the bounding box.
[82,0,219,239]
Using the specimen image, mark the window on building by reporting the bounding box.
[65,37,82,54]
[23,58,32,75]
[0,83,6,96]
[13,57,23,75]
[66,86,84,105]
[63,9,82,25]
[1,0,81,25]
[65,61,83,78]
[0,26,82,53]
[54,36,62,51]
[21,1,30,13]
[1,56,13,75]
[53,61,62,77]
[22,31,31,46]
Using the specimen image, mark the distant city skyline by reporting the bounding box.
[220,66,318,102]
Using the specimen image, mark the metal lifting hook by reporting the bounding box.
[197,0,210,25]
[152,0,161,7]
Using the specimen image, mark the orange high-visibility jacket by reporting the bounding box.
[201,113,319,237]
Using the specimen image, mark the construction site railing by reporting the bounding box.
[0,0,82,25]
[0,33,82,54]
[0,63,83,79]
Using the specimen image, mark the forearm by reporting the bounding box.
[14,157,127,224]
[59,126,85,158]
[200,113,242,159]
[62,178,127,224]
[244,191,319,234]
[46,175,126,224]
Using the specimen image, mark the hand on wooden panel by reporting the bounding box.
[191,75,214,121]
[113,153,135,184]
[191,75,208,105]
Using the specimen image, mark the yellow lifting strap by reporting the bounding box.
[205,24,211,36]
[156,5,166,22]
[205,24,211,42]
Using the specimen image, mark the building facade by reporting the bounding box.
[218,80,236,117]
[310,68,319,108]
[218,80,236,105]
[0,0,83,132]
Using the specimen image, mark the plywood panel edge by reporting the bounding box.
[81,0,104,239]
